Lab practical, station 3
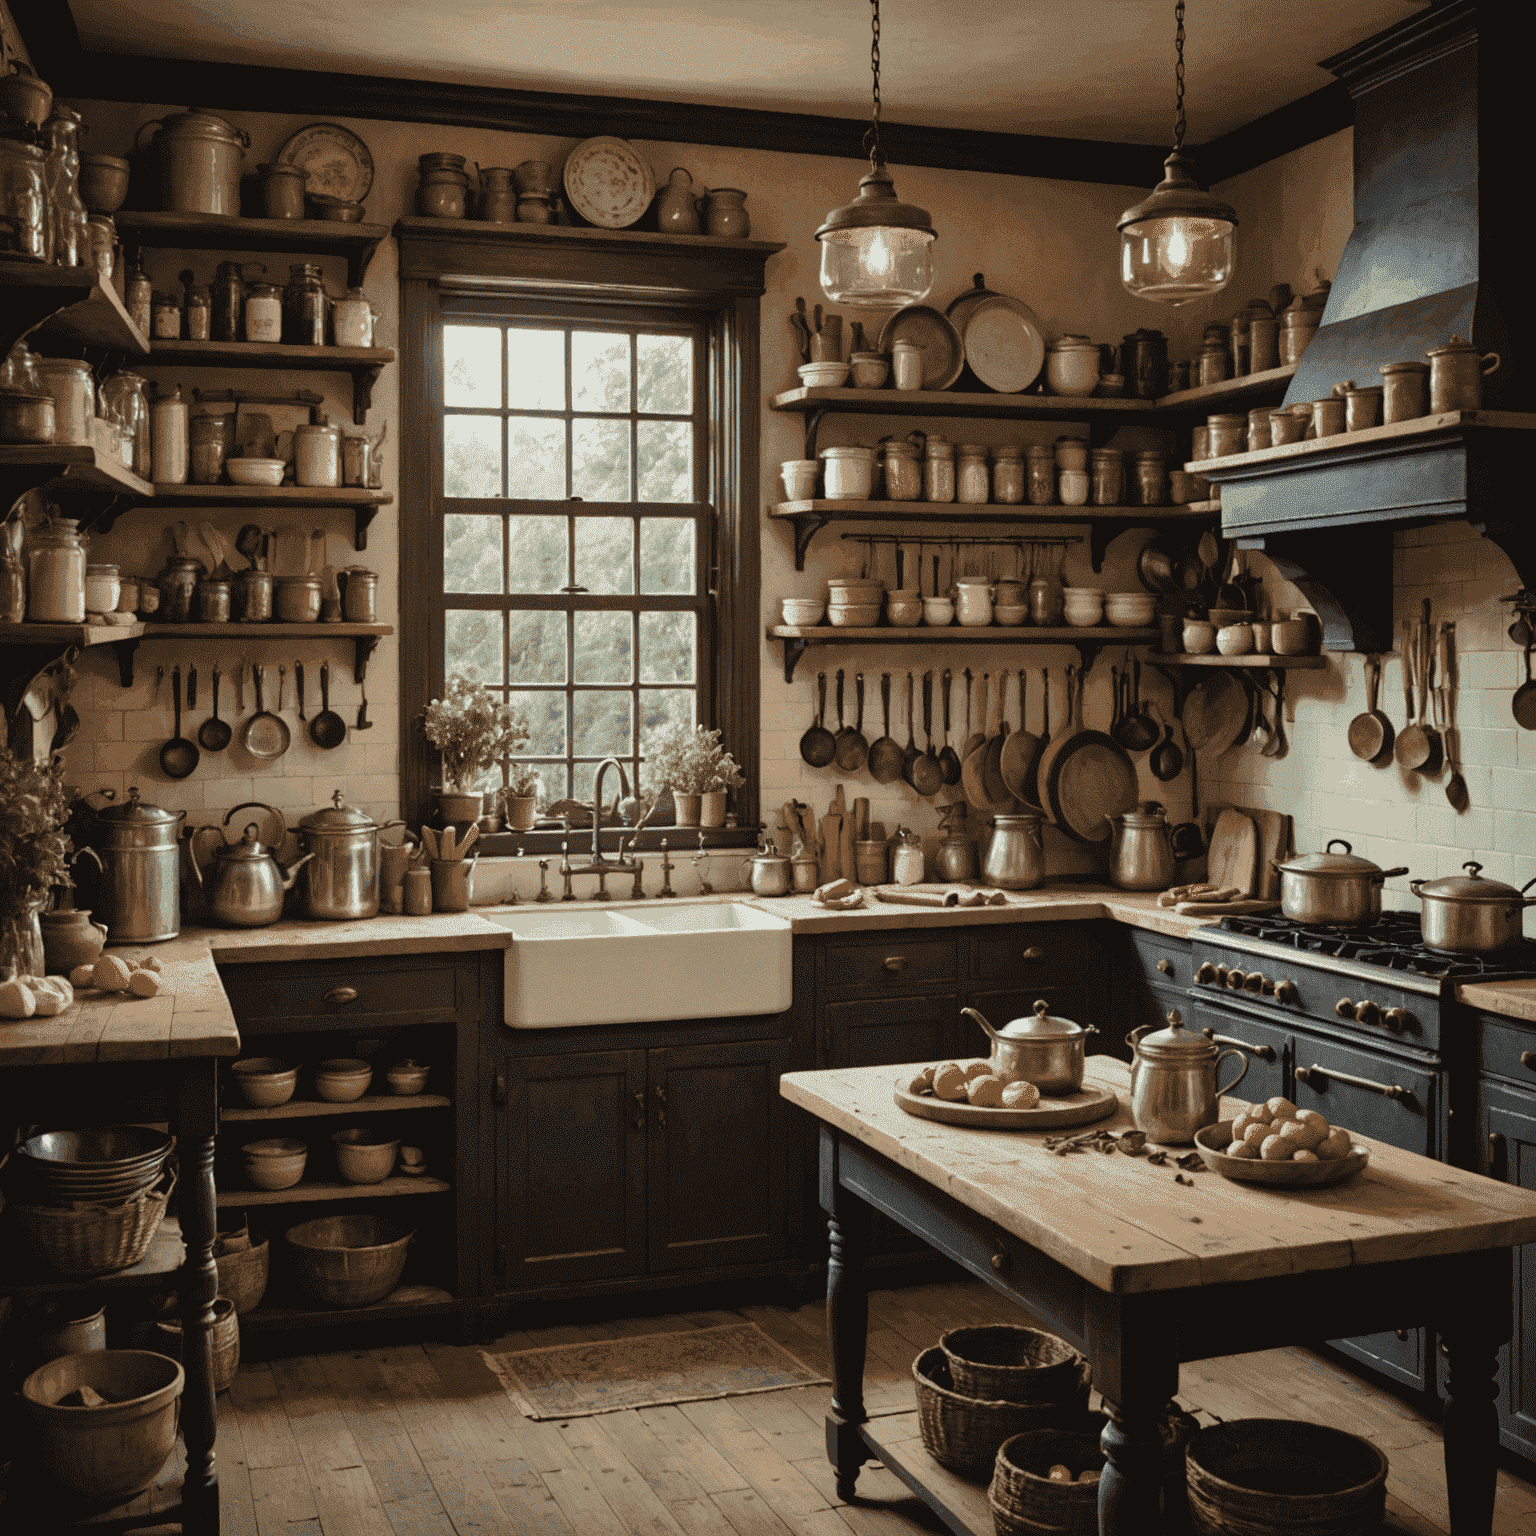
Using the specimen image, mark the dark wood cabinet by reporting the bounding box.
[825,991,960,1069]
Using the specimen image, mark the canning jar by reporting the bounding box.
[1026,444,1056,505]
[332,287,373,348]
[151,291,181,339]
[956,444,990,504]
[28,518,86,622]
[293,421,341,487]
[1131,450,1168,506]
[282,263,328,346]
[150,382,189,485]
[196,579,231,622]
[0,137,48,262]
[924,438,955,503]
[84,563,119,613]
[85,214,115,279]
[244,282,282,343]
[41,108,88,269]
[882,440,921,501]
[1246,407,1273,452]
[180,273,211,340]
[99,371,151,479]
[155,554,202,623]
[124,259,152,336]
[1206,413,1246,458]
[34,358,95,445]
[991,445,1024,504]
[1090,448,1124,506]
[190,410,231,484]
[211,260,260,343]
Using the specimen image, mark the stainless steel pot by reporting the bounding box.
[297,791,405,921]
[1411,862,1536,953]
[981,810,1045,890]
[1127,1007,1248,1144]
[1272,839,1409,928]
[742,847,792,898]
[136,108,248,215]
[1107,801,1176,891]
[960,1001,1096,1095]
[91,786,185,943]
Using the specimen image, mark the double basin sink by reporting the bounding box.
[484,902,793,1028]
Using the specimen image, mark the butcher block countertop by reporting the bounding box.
[1457,978,1536,1025]
[781,1056,1536,1295]
[190,910,513,966]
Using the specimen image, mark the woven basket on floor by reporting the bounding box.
[9,1167,175,1276]
[914,1346,1090,1478]
[940,1324,1085,1404]
[989,1427,1105,1536]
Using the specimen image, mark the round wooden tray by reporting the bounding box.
[1194,1121,1370,1187]
[893,1075,1118,1130]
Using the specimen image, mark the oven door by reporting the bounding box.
[1189,999,1288,1106]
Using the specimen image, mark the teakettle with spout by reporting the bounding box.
[1106,800,1176,891]
[1127,1008,1248,1144]
[189,802,313,928]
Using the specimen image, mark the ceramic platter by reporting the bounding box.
[277,123,374,203]
[1194,1121,1370,1187]
[563,136,656,229]
[877,304,965,391]
[893,1074,1118,1131]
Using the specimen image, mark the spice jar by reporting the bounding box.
[1229,314,1250,378]
[154,555,202,623]
[342,435,372,488]
[151,383,189,484]
[282,263,328,346]
[151,290,182,339]
[891,828,924,886]
[991,445,1024,504]
[1198,344,1229,387]
[123,259,152,336]
[1426,335,1500,414]
[244,281,282,343]
[956,444,990,504]
[1206,413,1246,458]
[332,286,373,348]
[210,260,260,343]
[1026,444,1056,505]
[35,358,95,445]
[891,339,922,391]
[196,578,231,623]
[924,437,956,503]
[189,410,231,484]
[1345,385,1383,433]
[84,563,119,613]
[1131,450,1167,506]
[1379,360,1429,424]
[1246,407,1273,453]
[28,518,86,623]
[85,214,115,279]
[294,420,342,487]
[1090,447,1124,506]
[99,371,150,479]
[882,440,921,501]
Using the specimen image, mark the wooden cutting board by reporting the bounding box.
[1206,808,1258,898]
[894,1076,1119,1131]
[1250,809,1289,901]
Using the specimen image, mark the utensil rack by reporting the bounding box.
[1146,653,1326,718]
[110,623,392,687]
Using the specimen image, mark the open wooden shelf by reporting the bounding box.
[147,481,389,505]
[0,263,150,356]
[221,1093,450,1121]
[218,1175,450,1207]
[116,210,391,288]
[0,443,152,497]
[0,1215,184,1297]
[0,619,145,648]
[1152,652,1327,669]
[239,1283,458,1331]
[143,339,395,424]
[1156,362,1300,412]
[115,622,391,686]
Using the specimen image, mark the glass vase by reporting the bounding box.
[0,895,47,980]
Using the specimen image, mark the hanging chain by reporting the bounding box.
[864,0,884,167]
[1173,0,1187,150]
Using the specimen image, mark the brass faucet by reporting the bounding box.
[565,758,641,901]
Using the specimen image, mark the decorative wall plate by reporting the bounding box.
[277,123,375,204]
[877,305,965,391]
[563,137,656,229]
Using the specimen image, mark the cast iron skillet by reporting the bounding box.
[198,665,232,752]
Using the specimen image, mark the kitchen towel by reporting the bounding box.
[484,1322,827,1420]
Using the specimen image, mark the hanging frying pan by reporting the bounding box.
[241,664,291,760]
[1032,664,1079,823]
[159,665,200,780]
[1043,667,1138,844]
[1000,669,1040,801]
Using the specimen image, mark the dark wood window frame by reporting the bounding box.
[398,219,782,849]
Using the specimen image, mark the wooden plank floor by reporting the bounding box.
[99,1276,1536,1535]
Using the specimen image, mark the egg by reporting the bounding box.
[1260,1134,1295,1161]
[964,1061,995,1082]
[1279,1117,1327,1151]
[1227,1142,1259,1160]
[1243,1122,1271,1150]
[1317,1127,1355,1161]
[1001,1079,1041,1109]
[1266,1097,1298,1120]
[966,1075,1005,1107]
[932,1064,969,1102]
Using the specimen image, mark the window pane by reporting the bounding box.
[445,609,504,685]
[572,759,625,807]
[574,612,633,684]
[506,328,565,410]
[444,414,501,498]
[507,417,566,499]
[574,691,633,757]
[637,420,693,503]
[640,518,695,594]
[444,325,502,408]
[507,514,568,593]
[640,689,695,749]
[509,691,566,756]
[572,417,631,501]
[639,612,695,684]
[509,610,566,684]
[444,514,501,593]
[571,332,631,412]
[574,517,634,595]
[637,333,691,414]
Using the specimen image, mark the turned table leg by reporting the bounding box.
[1090,1293,1179,1536]
[1442,1261,1510,1536]
[823,1140,872,1501]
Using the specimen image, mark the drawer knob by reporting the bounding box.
[1522,1052,1536,1072]
[990,1250,1009,1273]
[1157,959,1173,975]
[1022,946,1045,961]
[324,986,360,1006]
[883,956,909,973]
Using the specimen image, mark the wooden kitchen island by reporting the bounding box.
[782,1057,1536,1536]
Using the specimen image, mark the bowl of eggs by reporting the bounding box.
[1194,1096,1368,1186]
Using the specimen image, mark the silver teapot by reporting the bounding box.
[742,838,792,898]
[1106,801,1176,891]
[1127,1008,1249,1144]
[189,807,313,929]
[960,1000,1096,1095]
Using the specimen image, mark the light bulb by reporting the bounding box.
[864,228,894,279]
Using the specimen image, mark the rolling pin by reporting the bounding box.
[1174,898,1281,916]
[874,888,959,908]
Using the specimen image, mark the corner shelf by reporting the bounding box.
[0,263,150,358]
[118,622,391,686]
[116,210,391,288]
[767,498,1216,572]
[221,1093,450,1121]
[766,623,1158,682]
[142,340,395,425]
[217,1174,450,1207]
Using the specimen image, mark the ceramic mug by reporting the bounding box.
[954,580,993,627]
[1183,620,1217,655]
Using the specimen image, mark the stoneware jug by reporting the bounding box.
[1127,1008,1249,1144]
[655,168,701,234]
[477,165,516,222]
[40,908,108,972]
[702,188,749,238]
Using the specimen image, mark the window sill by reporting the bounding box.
[472,826,760,857]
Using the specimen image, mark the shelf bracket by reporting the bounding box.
[803,406,831,461]
[779,637,811,684]
[1073,642,1108,675]
[789,513,831,571]
[351,362,385,426]
[111,637,142,689]
[352,634,381,685]
[348,237,385,290]
[1088,523,1115,576]
[1147,662,1193,720]
[1473,520,1536,593]
[1232,524,1394,654]
[354,505,380,552]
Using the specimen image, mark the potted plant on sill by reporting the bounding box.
[643,724,745,828]
[420,676,530,826]
[0,745,70,982]
[497,764,543,833]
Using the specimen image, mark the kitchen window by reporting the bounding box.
[398,221,778,843]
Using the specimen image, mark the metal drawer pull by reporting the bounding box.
[324,986,359,1006]
[633,1090,646,1132]
[1489,1131,1508,1182]
[1201,1028,1275,1063]
[1156,959,1173,975]
[1022,946,1045,961]
[990,1250,1009,1273]
[883,955,909,972]
[1295,1064,1411,1102]
[493,1070,506,1107]
[1522,1051,1536,1072]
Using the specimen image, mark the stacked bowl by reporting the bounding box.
[826,576,884,627]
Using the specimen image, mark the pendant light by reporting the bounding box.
[1117,1,1237,306]
[816,0,935,310]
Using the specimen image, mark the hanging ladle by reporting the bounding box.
[937,668,962,785]
[868,673,904,784]
[1515,638,1536,730]
[197,665,232,752]
[159,665,200,779]
[310,660,348,749]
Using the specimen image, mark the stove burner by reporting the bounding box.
[1216,912,1536,980]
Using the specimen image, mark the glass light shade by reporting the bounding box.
[816,162,935,309]
[1117,151,1238,307]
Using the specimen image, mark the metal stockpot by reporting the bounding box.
[297,790,404,921]
[960,1000,1097,1095]
[136,108,248,215]
[91,786,185,943]
[1411,862,1536,953]
[981,809,1045,890]
[1273,839,1409,928]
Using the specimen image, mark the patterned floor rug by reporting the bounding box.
[484,1322,829,1420]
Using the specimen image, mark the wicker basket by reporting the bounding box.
[989,1427,1105,1535]
[9,1168,175,1277]
[940,1324,1085,1404]
[1186,1419,1386,1536]
[216,1233,269,1315]
[152,1297,241,1394]
[914,1347,1090,1478]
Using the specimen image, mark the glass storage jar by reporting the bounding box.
[1026,444,1056,505]
[99,371,151,480]
[1246,407,1273,452]
[991,445,1024,504]
[84,562,119,613]
[210,260,260,343]
[150,382,189,485]
[282,263,328,345]
[0,137,49,262]
[151,291,181,339]
[293,421,341,487]
[28,518,86,622]
[189,410,231,484]
[41,107,88,268]
[1131,450,1168,506]
[924,438,955,503]
[123,259,152,335]
[332,286,373,348]
[34,358,95,445]
[1090,448,1124,506]
[882,440,921,502]
[956,444,989,504]
[155,554,202,622]
[1206,413,1246,458]
[85,214,115,278]
[244,282,282,343]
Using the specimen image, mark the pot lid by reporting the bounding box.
[155,109,249,146]
[1427,334,1478,358]
[1274,838,1385,878]
[1138,1007,1216,1059]
[299,789,376,832]
[1414,861,1532,903]
[997,999,1083,1040]
[97,786,178,824]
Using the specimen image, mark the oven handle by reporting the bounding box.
[1295,1063,1413,1103]
[1489,1131,1508,1183]
[1201,1027,1275,1063]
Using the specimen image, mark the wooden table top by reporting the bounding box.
[782,1057,1536,1295]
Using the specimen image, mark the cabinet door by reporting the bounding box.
[496,1049,647,1291]
[825,992,958,1069]
[648,1038,790,1274]
[1482,1081,1536,1460]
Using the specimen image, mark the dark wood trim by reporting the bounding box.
[399,272,438,823]
[1198,83,1356,186]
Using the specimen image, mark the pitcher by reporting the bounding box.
[1127,1008,1248,1144]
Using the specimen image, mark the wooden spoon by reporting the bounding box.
[868,673,903,783]
[1347,655,1393,763]
[901,672,922,786]
[800,672,837,767]
[938,668,962,785]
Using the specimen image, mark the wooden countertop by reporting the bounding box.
[192,911,513,966]
[1457,979,1536,1024]
[781,1057,1536,1295]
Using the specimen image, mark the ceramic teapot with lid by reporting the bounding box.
[960,1000,1097,1094]
[189,802,313,928]
[1127,1007,1249,1144]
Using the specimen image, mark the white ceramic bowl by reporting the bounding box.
[1183,620,1217,655]
[1216,623,1254,656]
[781,597,825,627]
[313,1057,372,1103]
[923,598,954,626]
[1104,594,1156,628]
[225,457,285,487]
[848,352,889,389]
[242,1138,307,1191]
[1062,588,1104,627]
[779,459,819,500]
[827,604,881,627]
[798,361,850,389]
[885,593,923,626]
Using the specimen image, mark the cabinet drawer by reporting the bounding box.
[221,959,460,1027]
[824,935,957,994]
[1290,1034,1438,1158]
[1189,1000,1288,1107]
[1129,930,1193,990]
[972,925,1087,985]
[825,993,957,1069]
[1479,1017,1536,1086]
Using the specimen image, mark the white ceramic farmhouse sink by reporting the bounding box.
[487,901,793,1028]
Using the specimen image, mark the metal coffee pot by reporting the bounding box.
[981,808,1045,890]
[960,1000,1096,1094]
[1107,801,1176,891]
[742,839,792,898]
[1127,1007,1249,1144]
[297,790,405,921]
[188,802,313,928]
